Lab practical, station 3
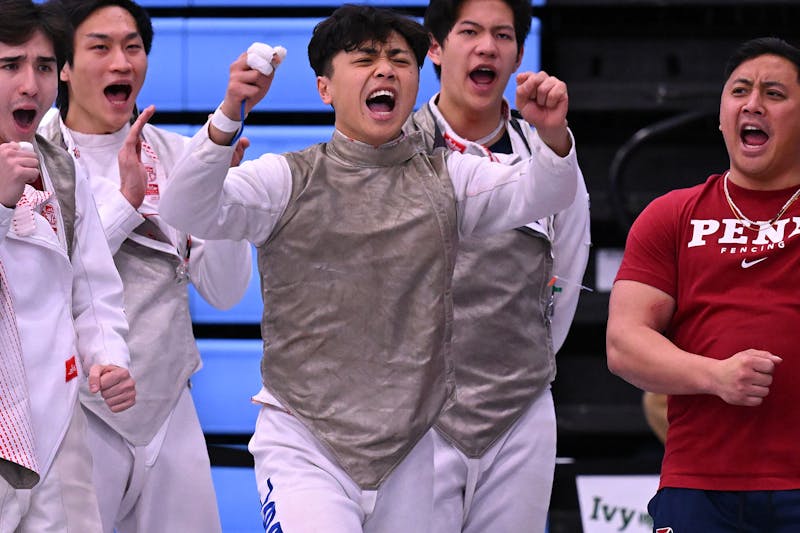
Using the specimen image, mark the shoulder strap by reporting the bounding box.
[509,109,532,155]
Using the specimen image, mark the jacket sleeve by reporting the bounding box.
[187,237,253,310]
[153,126,254,311]
[449,128,579,238]
[550,165,591,353]
[69,165,130,371]
[0,205,11,244]
[160,121,292,247]
[92,180,144,255]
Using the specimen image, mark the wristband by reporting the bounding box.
[210,104,242,134]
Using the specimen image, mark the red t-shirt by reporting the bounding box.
[617,173,800,490]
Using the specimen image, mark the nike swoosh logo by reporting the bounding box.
[741,257,768,269]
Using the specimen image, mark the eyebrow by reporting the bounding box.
[356,45,378,55]
[84,31,141,41]
[387,48,411,58]
[457,19,515,33]
[732,77,789,90]
[355,45,411,58]
[0,54,55,64]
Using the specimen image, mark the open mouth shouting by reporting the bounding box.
[13,108,36,129]
[104,83,133,107]
[740,124,769,148]
[469,66,497,87]
[366,89,396,118]
[12,106,37,136]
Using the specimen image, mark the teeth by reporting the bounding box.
[743,125,760,131]
[368,90,394,100]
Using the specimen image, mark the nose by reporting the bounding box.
[476,32,498,57]
[743,91,764,115]
[109,45,132,71]
[374,57,396,79]
[18,65,38,97]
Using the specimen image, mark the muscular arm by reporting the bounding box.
[606,279,781,406]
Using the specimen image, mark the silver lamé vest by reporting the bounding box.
[33,134,75,254]
[80,239,199,445]
[409,107,556,457]
[257,131,458,489]
[439,230,554,457]
[82,126,200,445]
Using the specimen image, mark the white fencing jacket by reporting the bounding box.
[0,140,129,479]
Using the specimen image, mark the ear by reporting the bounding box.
[427,38,443,67]
[317,75,333,105]
[59,63,70,83]
[514,45,524,71]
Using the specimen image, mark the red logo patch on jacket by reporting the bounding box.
[65,356,78,382]
[145,165,159,197]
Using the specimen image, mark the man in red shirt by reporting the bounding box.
[607,37,800,531]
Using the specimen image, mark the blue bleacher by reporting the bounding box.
[141,18,185,110]
[187,245,263,325]
[192,338,262,433]
[210,466,263,533]
[141,17,540,112]
[193,340,262,532]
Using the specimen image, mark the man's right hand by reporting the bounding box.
[220,52,276,122]
[88,363,136,413]
[0,142,40,208]
[713,349,782,406]
[118,105,156,209]
[209,52,277,147]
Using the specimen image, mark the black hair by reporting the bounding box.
[0,0,69,70]
[424,0,531,78]
[308,4,429,78]
[724,37,800,83]
[54,0,153,112]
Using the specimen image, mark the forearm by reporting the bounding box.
[160,125,235,239]
[95,188,144,254]
[71,180,130,370]
[161,122,291,244]
[606,321,716,395]
[454,128,579,238]
[536,124,571,158]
